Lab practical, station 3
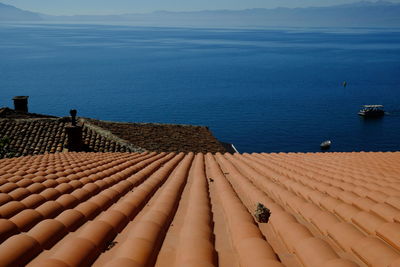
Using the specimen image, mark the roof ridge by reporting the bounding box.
[83,117,209,129]
[80,119,145,153]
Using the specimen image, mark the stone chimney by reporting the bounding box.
[13,96,29,113]
[65,109,83,151]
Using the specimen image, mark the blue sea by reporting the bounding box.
[1,23,400,153]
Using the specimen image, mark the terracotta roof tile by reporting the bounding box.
[0,151,400,266]
[352,237,400,267]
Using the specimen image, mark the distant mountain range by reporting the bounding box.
[0,2,42,21]
[1,1,400,27]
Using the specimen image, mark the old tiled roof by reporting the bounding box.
[0,119,143,158]
[0,108,56,119]
[0,116,226,158]
[0,151,399,266]
[84,118,227,153]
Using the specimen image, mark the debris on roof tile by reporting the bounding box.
[254,203,271,223]
[0,151,399,266]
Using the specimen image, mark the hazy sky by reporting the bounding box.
[1,0,399,15]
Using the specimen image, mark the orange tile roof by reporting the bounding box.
[0,151,400,266]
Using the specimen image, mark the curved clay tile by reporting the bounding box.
[299,202,322,220]
[70,188,91,202]
[27,219,68,249]
[42,179,59,188]
[82,183,101,195]
[54,183,73,195]
[80,177,94,185]
[0,178,8,186]
[68,180,83,190]
[376,222,400,251]
[110,181,132,195]
[16,178,34,187]
[353,197,376,211]
[386,196,400,210]
[78,221,117,251]
[353,211,387,235]
[0,201,26,218]
[44,174,58,180]
[334,203,361,222]
[320,196,342,212]
[294,237,340,267]
[0,234,42,266]
[31,176,46,183]
[55,209,85,232]
[367,190,390,203]
[55,194,79,209]
[0,192,13,206]
[35,201,63,219]
[0,219,20,243]
[99,188,120,203]
[276,222,314,253]
[327,222,365,252]
[40,188,61,201]
[99,210,130,234]
[371,203,400,222]
[10,209,44,232]
[55,177,70,184]
[33,170,47,177]
[21,194,47,209]
[94,180,108,191]
[269,211,297,230]
[87,194,112,211]
[48,237,98,266]
[323,259,359,267]
[110,201,138,220]
[9,187,31,201]
[0,182,18,193]
[310,211,341,235]
[352,237,400,266]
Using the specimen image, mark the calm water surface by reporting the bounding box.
[1,24,400,153]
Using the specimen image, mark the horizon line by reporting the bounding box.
[1,0,398,17]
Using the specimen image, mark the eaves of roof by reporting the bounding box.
[0,151,399,266]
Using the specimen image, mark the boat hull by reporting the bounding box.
[358,111,385,117]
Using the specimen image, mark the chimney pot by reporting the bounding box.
[65,125,83,151]
[70,109,77,126]
[13,96,29,113]
[65,109,82,151]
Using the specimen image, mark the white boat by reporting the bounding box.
[358,105,385,117]
[320,140,331,150]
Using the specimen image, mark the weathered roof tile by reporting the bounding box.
[0,119,143,159]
